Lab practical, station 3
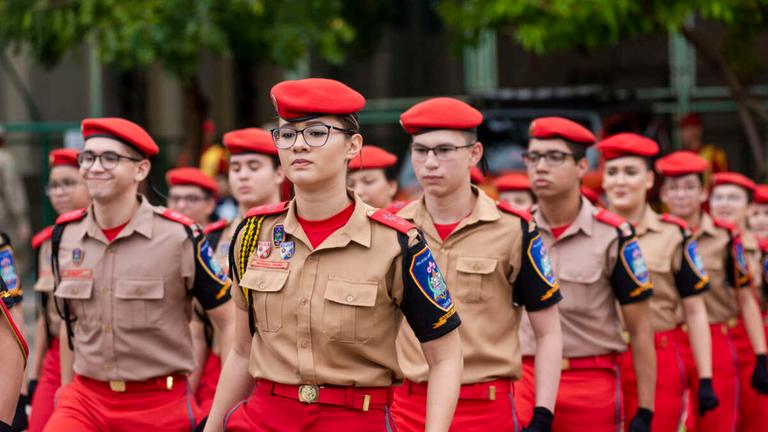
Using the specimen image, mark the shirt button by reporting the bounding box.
[258,283,265,289]
[345,295,355,302]
[300,341,309,349]
[104,362,114,370]
[104,324,112,332]
[307,256,315,262]
[299,298,308,306]
[136,287,144,295]
[101,287,109,294]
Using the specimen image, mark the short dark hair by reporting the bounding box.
[661,173,705,189]
[384,165,399,182]
[564,140,587,161]
[336,113,360,133]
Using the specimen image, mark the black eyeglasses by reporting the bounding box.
[271,124,356,149]
[410,143,475,161]
[522,151,575,166]
[77,151,143,170]
[168,194,207,204]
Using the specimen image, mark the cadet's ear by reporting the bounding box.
[470,141,484,166]
[645,170,655,191]
[345,133,363,162]
[135,159,151,182]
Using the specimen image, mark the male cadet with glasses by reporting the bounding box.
[166,167,218,227]
[515,117,656,432]
[43,118,234,432]
[391,97,563,432]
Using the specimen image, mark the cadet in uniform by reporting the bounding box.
[748,185,768,241]
[515,118,656,432]
[1,225,26,430]
[26,149,91,432]
[166,167,218,227]
[656,151,767,432]
[44,118,234,432]
[494,172,535,211]
[347,145,405,212]
[708,172,768,431]
[596,134,718,431]
[204,78,463,432]
[391,97,563,432]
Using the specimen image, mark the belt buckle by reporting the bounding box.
[561,358,570,371]
[166,376,174,390]
[727,318,737,329]
[298,385,319,403]
[109,381,126,392]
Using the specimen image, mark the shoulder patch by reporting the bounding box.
[203,219,228,234]
[621,238,650,286]
[246,201,289,218]
[497,201,533,222]
[661,213,688,230]
[369,209,416,234]
[55,208,87,225]
[160,209,195,226]
[32,226,54,250]
[594,208,626,228]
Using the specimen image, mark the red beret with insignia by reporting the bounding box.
[654,151,709,177]
[270,78,365,121]
[166,167,218,196]
[753,185,768,204]
[399,97,483,135]
[494,172,530,192]
[529,117,595,146]
[596,133,659,160]
[223,128,277,156]
[49,149,79,168]
[470,166,485,185]
[713,172,756,193]
[81,118,159,157]
[679,113,702,127]
[348,145,397,170]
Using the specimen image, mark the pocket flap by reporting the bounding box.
[324,277,378,307]
[241,269,289,293]
[55,279,93,299]
[557,265,602,284]
[34,276,54,293]
[644,257,671,273]
[456,257,498,275]
[115,279,164,300]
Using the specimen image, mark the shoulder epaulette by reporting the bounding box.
[203,219,228,234]
[55,208,87,225]
[594,208,626,228]
[31,226,54,250]
[496,201,533,222]
[660,213,689,230]
[159,208,195,226]
[713,218,738,234]
[246,201,289,218]
[758,238,768,254]
[368,209,416,234]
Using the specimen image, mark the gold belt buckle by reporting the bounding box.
[727,318,738,329]
[298,385,319,403]
[166,376,174,390]
[109,381,126,392]
[561,358,570,371]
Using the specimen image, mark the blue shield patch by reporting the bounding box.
[409,247,453,312]
[218,241,231,259]
[0,247,18,290]
[685,239,707,278]
[198,238,227,282]
[763,257,768,276]
[279,242,295,260]
[72,248,84,267]
[528,234,557,287]
[621,239,650,285]
[734,240,748,274]
[273,225,285,244]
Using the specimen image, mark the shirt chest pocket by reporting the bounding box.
[114,278,165,330]
[557,265,603,314]
[322,277,378,344]
[240,269,288,333]
[455,257,498,303]
[54,279,95,325]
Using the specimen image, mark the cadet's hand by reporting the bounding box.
[697,378,719,415]
[522,406,553,432]
[751,354,768,394]
[628,408,653,432]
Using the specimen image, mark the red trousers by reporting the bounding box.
[677,324,739,432]
[730,320,768,432]
[28,338,61,432]
[515,356,622,432]
[43,374,200,432]
[619,330,686,432]
[194,352,221,416]
[223,380,397,432]
[390,379,519,431]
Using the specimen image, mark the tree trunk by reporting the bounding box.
[181,75,209,166]
[681,26,766,180]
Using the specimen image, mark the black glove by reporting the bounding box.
[697,378,719,416]
[628,407,653,432]
[751,354,768,394]
[11,394,28,430]
[28,379,38,401]
[522,406,554,432]
[194,416,208,432]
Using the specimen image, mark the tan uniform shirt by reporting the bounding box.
[230,193,460,387]
[53,197,231,381]
[395,189,561,384]
[207,218,239,277]
[636,208,709,332]
[33,236,62,338]
[520,197,653,358]
[743,230,763,303]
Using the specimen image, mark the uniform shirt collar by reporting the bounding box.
[697,212,717,238]
[534,195,594,239]
[283,191,372,250]
[635,206,662,236]
[79,195,153,244]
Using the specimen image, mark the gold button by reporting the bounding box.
[102,287,109,294]
[104,324,112,332]
[345,295,355,302]
[300,341,309,349]
[299,298,308,306]
[136,287,144,295]
[259,283,265,289]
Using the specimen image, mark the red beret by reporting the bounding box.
[655,151,709,177]
[81,118,159,157]
[754,185,768,204]
[348,146,397,170]
[679,113,702,127]
[529,117,595,146]
[270,78,365,121]
[223,128,277,156]
[494,172,530,192]
[49,149,79,168]
[713,172,756,192]
[399,97,483,135]
[470,166,485,185]
[596,133,659,160]
[166,167,218,196]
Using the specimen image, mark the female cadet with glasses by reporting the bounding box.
[204,78,462,432]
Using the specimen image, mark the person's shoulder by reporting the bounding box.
[660,213,688,230]
[55,208,87,226]
[154,207,196,227]
[203,219,229,234]
[368,208,416,234]
[32,225,55,249]
[496,200,533,222]
[592,207,633,238]
[713,217,738,235]
[245,201,289,219]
